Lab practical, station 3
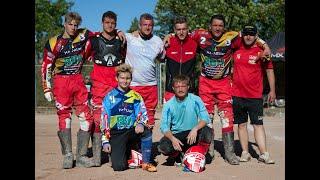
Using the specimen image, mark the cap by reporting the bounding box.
[242,25,257,36]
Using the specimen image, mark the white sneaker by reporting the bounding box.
[258,152,275,164]
[239,151,251,162]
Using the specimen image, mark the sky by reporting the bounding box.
[71,0,158,32]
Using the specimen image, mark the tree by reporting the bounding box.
[35,0,74,64]
[154,0,285,40]
[127,17,139,33]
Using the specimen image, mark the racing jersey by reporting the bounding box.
[100,88,148,144]
[165,35,197,93]
[160,93,210,134]
[41,28,94,93]
[190,29,241,79]
[232,41,273,98]
[125,33,164,86]
[89,33,126,83]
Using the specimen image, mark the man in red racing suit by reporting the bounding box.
[190,14,271,165]
[164,16,198,103]
[87,11,126,167]
[41,12,95,169]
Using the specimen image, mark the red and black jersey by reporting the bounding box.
[41,28,94,92]
[165,35,197,93]
[190,29,241,79]
[88,33,126,84]
[89,33,126,67]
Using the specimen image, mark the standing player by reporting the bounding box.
[41,12,95,168]
[125,13,164,128]
[88,11,126,167]
[190,14,271,165]
[163,16,198,102]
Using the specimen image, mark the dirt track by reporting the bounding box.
[35,107,284,180]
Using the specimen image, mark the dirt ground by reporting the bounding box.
[35,107,285,180]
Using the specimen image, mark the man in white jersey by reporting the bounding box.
[125,13,164,128]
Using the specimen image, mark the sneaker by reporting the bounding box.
[141,163,157,172]
[258,152,275,164]
[239,151,252,162]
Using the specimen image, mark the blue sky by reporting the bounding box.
[71,0,158,32]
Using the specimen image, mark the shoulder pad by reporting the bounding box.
[73,29,88,43]
[48,35,59,52]
[216,31,238,42]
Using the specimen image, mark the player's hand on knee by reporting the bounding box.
[187,127,198,145]
[172,137,183,152]
[103,143,111,153]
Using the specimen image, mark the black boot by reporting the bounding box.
[92,133,102,167]
[76,130,95,167]
[57,129,74,169]
[222,132,239,165]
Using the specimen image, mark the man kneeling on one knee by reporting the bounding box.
[100,64,156,172]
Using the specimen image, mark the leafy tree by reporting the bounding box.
[35,0,74,64]
[154,0,285,40]
[127,17,139,33]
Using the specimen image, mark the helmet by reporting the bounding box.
[127,149,142,168]
[183,145,206,172]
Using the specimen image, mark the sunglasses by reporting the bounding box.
[242,32,257,36]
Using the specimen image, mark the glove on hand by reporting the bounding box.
[44,92,53,102]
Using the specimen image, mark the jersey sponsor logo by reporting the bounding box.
[248,55,258,64]
[171,51,178,54]
[185,52,194,55]
[119,107,133,114]
[207,51,225,56]
[116,115,132,129]
[104,53,117,66]
[62,46,82,55]
[64,54,82,67]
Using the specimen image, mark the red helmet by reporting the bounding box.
[183,145,206,172]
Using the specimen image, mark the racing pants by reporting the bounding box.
[158,126,212,156]
[52,74,93,131]
[130,85,158,127]
[91,80,116,133]
[198,75,234,133]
